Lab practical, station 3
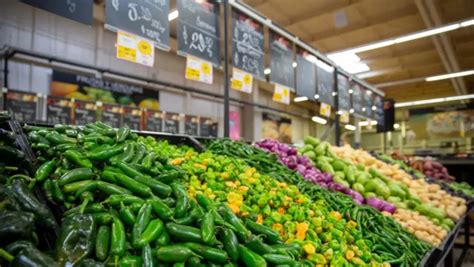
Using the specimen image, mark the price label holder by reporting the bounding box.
[340,111,350,124]
[231,68,253,93]
[116,31,155,67]
[185,56,213,84]
[272,83,290,104]
[320,102,331,118]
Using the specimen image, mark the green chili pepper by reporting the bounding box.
[34,159,56,182]
[238,245,267,267]
[64,150,93,168]
[155,230,171,246]
[56,214,96,266]
[119,256,142,267]
[121,142,136,163]
[132,203,153,248]
[64,203,105,216]
[171,182,190,218]
[195,194,215,211]
[132,143,146,164]
[58,168,95,187]
[246,236,276,255]
[88,144,125,161]
[62,180,94,194]
[245,219,282,244]
[119,202,136,226]
[182,243,228,264]
[263,254,295,265]
[46,132,77,144]
[186,256,201,267]
[92,212,114,225]
[114,173,152,197]
[42,179,54,202]
[100,170,117,183]
[141,152,156,169]
[103,194,145,206]
[95,225,110,261]
[165,222,203,243]
[218,204,250,242]
[135,175,172,198]
[155,245,195,262]
[221,228,239,261]
[96,181,132,195]
[111,217,126,263]
[157,170,180,184]
[116,127,131,143]
[201,211,215,245]
[142,244,155,267]
[51,179,65,203]
[135,218,164,248]
[148,197,174,221]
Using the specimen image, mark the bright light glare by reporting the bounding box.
[312,116,327,125]
[425,70,474,81]
[294,96,308,102]
[264,68,271,75]
[394,24,460,43]
[345,124,356,131]
[168,10,178,21]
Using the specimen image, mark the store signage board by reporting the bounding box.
[164,112,180,134]
[74,100,97,125]
[5,90,37,123]
[363,89,373,118]
[340,111,350,124]
[22,0,93,25]
[177,0,220,66]
[101,104,122,128]
[337,74,351,111]
[231,9,265,79]
[231,68,253,93]
[185,56,213,84]
[320,102,331,118]
[272,83,291,105]
[374,95,384,128]
[352,83,363,116]
[47,96,72,125]
[105,0,170,50]
[185,115,199,136]
[123,106,142,130]
[145,110,163,132]
[317,61,334,106]
[296,49,317,100]
[199,117,218,137]
[269,30,294,89]
[116,31,155,67]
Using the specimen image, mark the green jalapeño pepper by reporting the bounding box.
[34,159,56,182]
[171,182,190,218]
[142,244,154,267]
[165,223,203,244]
[238,245,267,267]
[221,228,239,261]
[182,243,228,264]
[88,144,125,161]
[155,245,195,262]
[119,256,142,267]
[114,173,152,197]
[119,202,136,226]
[245,219,282,244]
[111,217,126,264]
[116,127,131,143]
[95,225,111,261]
[135,218,164,248]
[64,150,93,168]
[132,203,153,248]
[56,214,96,266]
[58,168,95,187]
[201,211,215,245]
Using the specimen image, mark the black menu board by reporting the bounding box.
[145,110,163,132]
[317,62,334,106]
[5,91,37,123]
[123,106,142,130]
[22,0,93,25]
[295,49,317,100]
[177,0,220,66]
[231,9,264,79]
[337,74,350,111]
[374,95,384,127]
[164,112,180,134]
[101,104,122,128]
[199,117,217,137]
[352,84,363,116]
[74,100,97,125]
[185,115,199,136]
[269,31,294,88]
[47,96,72,125]
[105,0,170,49]
[363,90,373,118]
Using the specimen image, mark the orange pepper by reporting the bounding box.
[256,214,263,224]
[345,250,355,260]
[277,207,285,214]
[330,211,342,221]
[228,203,240,213]
[296,222,309,240]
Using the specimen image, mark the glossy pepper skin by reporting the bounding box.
[201,211,215,245]
[171,182,190,218]
[34,160,56,182]
[221,228,239,261]
[182,242,228,264]
[238,245,267,267]
[245,219,282,244]
[165,222,203,243]
[0,211,35,241]
[11,247,59,267]
[148,197,174,221]
[142,244,155,267]
[110,217,126,259]
[58,168,95,187]
[132,203,153,248]
[135,218,164,248]
[56,214,96,266]
[155,245,195,262]
[95,225,111,261]
[64,150,93,168]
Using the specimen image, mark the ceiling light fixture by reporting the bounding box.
[395,94,474,108]
[394,123,400,129]
[292,61,297,68]
[425,70,474,82]
[394,24,460,43]
[327,52,370,74]
[348,89,354,94]
[359,120,377,126]
[314,94,320,99]
[349,108,354,113]
[345,124,356,131]
[312,116,328,125]
[294,96,308,102]
[168,10,178,21]
[264,68,271,75]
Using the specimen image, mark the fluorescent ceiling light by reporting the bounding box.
[345,124,356,131]
[359,120,377,126]
[168,10,178,21]
[348,89,354,94]
[460,19,474,27]
[314,94,320,99]
[371,106,376,111]
[332,92,337,96]
[425,70,474,82]
[395,94,474,108]
[327,52,370,74]
[264,68,271,75]
[336,110,343,115]
[350,40,396,54]
[394,24,460,43]
[342,63,370,74]
[349,108,354,113]
[362,107,366,112]
[294,96,308,102]
[312,116,327,125]
[292,62,297,68]
[394,123,400,129]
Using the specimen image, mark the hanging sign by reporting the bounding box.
[177,0,220,66]
[22,0,93,25]
[272,83,290,105]
[185,56,213,84]
[374,95,384,128]
[105,0,170,50]
[337,74,351,111]
[317,61,334,106]
[231,9,264,79]
[352,83,363,116]
[340,111,350,124]
[296,48,317,100]
[363,89,373,118]
[116,31,155,67]
[320,102,331,118]
[231,68,253,93]
[269,30,294,89]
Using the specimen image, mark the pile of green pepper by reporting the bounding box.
[22,122,310,266]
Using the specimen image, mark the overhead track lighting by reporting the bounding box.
[395,94,474,108]
[425,70,474,82]
[294,96,308,102]
[312,116,327,125]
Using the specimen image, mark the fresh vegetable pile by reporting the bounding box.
[448,182,474,198]
[373,152,424,179]
[390,153,455,182]
[20,122,310,266]
[207,139,431,266]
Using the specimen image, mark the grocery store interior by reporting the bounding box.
[0,0,474,266]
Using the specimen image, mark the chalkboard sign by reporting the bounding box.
[200,117,217,137]
[164,112,180,134]
[296,49,317,100]
[337,74,350,111]
[101,104,122,128]
[105,0,170,50]
[74,100,97,125]
[185,115,199,136]
[22,0,93,25]
[145,110,163,132]
[177,0,220,66]
[47,96,72,125]
[317,62,334,106]
[269,31,294,88]
[363,89,373,118]
[123,106,142,130]
[231,9,264,79]
[374,95,384,127]
[352,83,363,116]
[5,91,37,123]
